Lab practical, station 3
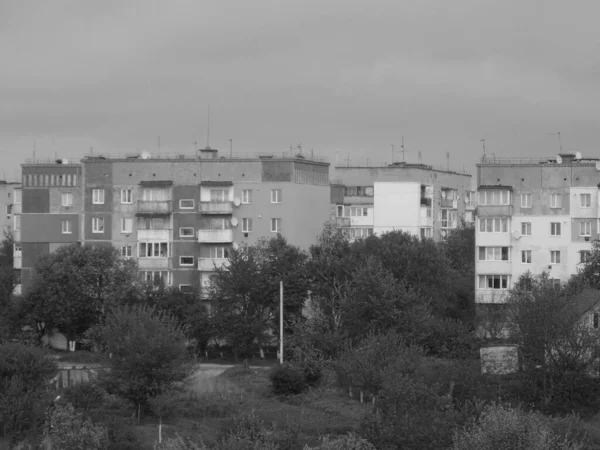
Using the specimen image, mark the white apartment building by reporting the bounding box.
[476,154,598,305]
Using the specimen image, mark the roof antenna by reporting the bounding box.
[391,144,395,163]
[480,139,486,157]
[418,151,422,164]
[401,136,405,162]
[446,152,450,171]
[557,132,562,153]
[206,105,211,149]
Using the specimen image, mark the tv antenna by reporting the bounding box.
[546,132,562,153]
[205,105,211,149]
[480,139,486,157]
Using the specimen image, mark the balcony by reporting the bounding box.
[12,204,21,215]
[13,230,20,242]
[465,200,476,210]
[198,258,229,271]
[335,217,350,227]
[138,257,171,270]
[199,202,233,215]
[138,229,170,241]
[137,200,172,215]
[197,229,233,243]
[420,198,432,207]
[441,199,458,209]
[13,256,21,269]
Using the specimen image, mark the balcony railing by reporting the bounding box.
[420,198,432,207]
[465,200,476,209]
[137,229,170,241]
[441,199,458,209]
[138,257,171,270]
[335,217,351,227]
[198,258,229,271]
[12,204,21,215]
[13,256,21,269]
[199,202,233,214]
[197,229,233,243]
[13,229,20,242]
[137,200,172,215]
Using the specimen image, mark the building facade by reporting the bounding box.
[17,150,332,296]
[475,153,599,306]
[334,162,474,241]
[0,181,21,235]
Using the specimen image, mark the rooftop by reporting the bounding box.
[335,161,471,176]
[478,154,600,166]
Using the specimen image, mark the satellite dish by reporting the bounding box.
[233,242,239,250]
[441,190,447,199]
[231,217,238,227]
[140,151,151,160]
[575,151,582,160]
[512,230,522,240]
[556,155,563,164]
[233,197,241,207]
[596,161,600,171]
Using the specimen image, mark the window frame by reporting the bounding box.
[179,227,195,238]
[521,250,532,264]
[121,245,132,257]
[581,193,592,208]
[179,256,195,266]
[91,217,104,233]
[479,217,509,233]
[271,218,281,232]
[121,217,133,234]
[550,250,561,264]
[270,189,282,204]
[209,246,229,259]
[120,189,132,204]
[242,218,253,233]
[92,189,105,205]
[242,189,253,204]
[179,199,195,209]
[478,274,510,290]
[521,222,532,236]
[61,192,73,207]
[138,242,170,258]
[580,221,592,237]
[581,250,592,264]
[61,219,72,234]
[550,222,561,236]
[520,193,532,208]
[550,193,562,209]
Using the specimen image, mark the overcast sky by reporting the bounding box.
[2,0,600,181]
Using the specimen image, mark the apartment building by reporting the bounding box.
[0,181,21,234]
[17,149,332,295]
[475,153,599,305]
[334,162,474,241]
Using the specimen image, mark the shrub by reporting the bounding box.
[104,422,142,450]
[304,433,376,450]
[218,410,278,450]
[63,382,105,412]
[48,402,109,450]
[269,364,307,395]
[452,404,588,450]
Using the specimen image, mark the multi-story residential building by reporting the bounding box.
[475,153,599,306]
[0,181,21,234]
[18,150,332,297]
[334,162,473,241]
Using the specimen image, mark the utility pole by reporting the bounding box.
[279,281,283,364]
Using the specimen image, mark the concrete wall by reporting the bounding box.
[21,214,79,243]
[374,182,421,235]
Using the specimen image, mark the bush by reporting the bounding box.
[452,404,588,450]
[104,421,142,450]
[63,382,105,412]
[218,410,278,450]
[269,364,307,395]
[304,433,376,450]
[48,402,109,450]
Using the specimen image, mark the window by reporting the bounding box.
[350,207,368,217]
[349,228,373,239]
[581,251,591,263]
[550,250,561,264]
[179,199,194,209]
[478,247,510,261]
[92,189,105,204]
[420,228,432,239]
[478,275,510,290]
[121,245,132,257]
[142,188,168,201]
[521,250,532,264]
[550,193,562,208]
[92,217,104,233]
[271,218,281,232]
[139,242,169,258]
[242,218,253,233]
[479,218,509,233]
[551,279,561,288]
[550,222,561,236]
[14,190,21,204]
[179,285,193,293]
[581,193,591,208]
[478,190,510,205]
[6,204,12,215]
[141,271,172,287]
[13,215,20,230]
[121,218,133,234]
[61,220,72,234]
[61,192,73,207]
[179,227,194,237]
[210,189,226,202]
[242,189,252,204]
[336,205,344,217]
[180,256,194,266]
[121,189,132,204]
[521,222,531,236]
[271,189,282,203]
[580,221,592,237]
[521,193,532,208]
[210,247,230,259]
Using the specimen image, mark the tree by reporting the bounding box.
[507,272,600,412]
[0,231,18,340]
[0,343,58,445]
[22,244,139,343]
[94,305,190,410]
[209,236,309,358]
[342,256,432,343]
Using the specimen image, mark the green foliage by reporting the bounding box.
[63,382,105,413]
[269,364,307,395]
[209,236,309,358]
[304,433,376,450]
[0,343,58,441]
[156,434,207,449]
[0,231,19,339]
[218,410,278,450]
[452,404,588,450]
[48,402,109,450]
[22,244,139,339]
[94,304,190,409]
[575,239,600,289]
